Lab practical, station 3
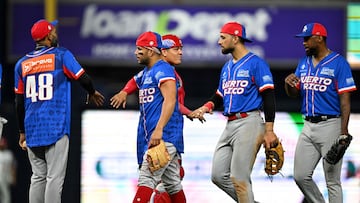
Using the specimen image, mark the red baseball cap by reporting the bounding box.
[220,22,252,43]
[31,19,58,41]
[162,34,183,49]
[136,31,164,48]
[295,23,327,38]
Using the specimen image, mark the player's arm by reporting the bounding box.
[149,79,177,147]
[284,73,300,98]
[339,92,351,135]
[15,94,25,134]
[110,78,138,109]
[195,91,223,113]
[77,73,104,106]
[15,93,27,150]
[188,90,223,122]
[260,88,277,149]
[63,50,104,106]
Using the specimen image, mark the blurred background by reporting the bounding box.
[0,0,360,202]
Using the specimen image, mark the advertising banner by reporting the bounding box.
[10,4,345,67]
[81,110,360,203]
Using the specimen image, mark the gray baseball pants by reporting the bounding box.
[138,142,183,195]
[27,135,69,203]
[294,118,343,203]
[211,112,264,203]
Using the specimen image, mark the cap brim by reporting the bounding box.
[295,33,311,38]
[51,20,58,26]
[242,37,253,43]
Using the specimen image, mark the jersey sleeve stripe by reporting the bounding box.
[338,86,357,94]
[158,77,175,87]
[14,78,24,94]
[63,66,85,80]
[259,84,274,92]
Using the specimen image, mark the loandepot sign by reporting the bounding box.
[11,4,344,66]
[81,5,271,44]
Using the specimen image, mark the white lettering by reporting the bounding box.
[139,88,156,103]
[80,5,272,44]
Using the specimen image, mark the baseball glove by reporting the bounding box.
[265,139,284,176]
[324,134,352,165]
[146,140,171,172]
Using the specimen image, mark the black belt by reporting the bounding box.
[305,115,339,123]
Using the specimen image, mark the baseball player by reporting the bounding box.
[190,22,278,202]
[285,23,357,203]
[111,34,191,176]
[111,31,185,203]
[14,19,104,203]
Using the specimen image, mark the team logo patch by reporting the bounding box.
[155,71,165,80]
[262,75,273,83]
[346,77,355,85]
[236,70,249,77]
[143,77,153,84]
[320,67,334,76]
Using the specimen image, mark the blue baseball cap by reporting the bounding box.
[295,23,327,38]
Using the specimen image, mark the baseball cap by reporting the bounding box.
[162,34,183,49]
[220,22,252,43]
[295,23,327,38]
[136,31,164,48]
[31,19,58,41]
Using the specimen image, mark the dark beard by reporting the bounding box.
[306,47,317,57]
[51,38,59,47]
[139,57,149,65]
[222,47,234,55]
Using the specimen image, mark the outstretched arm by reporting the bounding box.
[110,78,138,109]
[78,73,104,106]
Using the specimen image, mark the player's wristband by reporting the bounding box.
[203,101,214,112]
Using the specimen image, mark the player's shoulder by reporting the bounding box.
[154,60,174,72]
[52,46,72,55]
[157,60,173,68]
[15,54,31,67]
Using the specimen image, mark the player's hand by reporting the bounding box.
[285,73,300,88]
[87,90,105,106]
[110,91,128,109]
[186,113,206,123]
[149,128,163,147]
[263,130,278,149]
[185,114,194,121]
[19,133,27,151]
[189,106,208,123]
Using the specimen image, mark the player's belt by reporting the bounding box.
[305,115,339,123]
[227,112,249,121]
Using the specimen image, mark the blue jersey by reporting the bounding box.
[14,47,85,147]
[134,60,183,165]
[217,52,274,115]
[295,52,357,116]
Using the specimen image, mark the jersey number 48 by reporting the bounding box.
[26,73,53,102]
